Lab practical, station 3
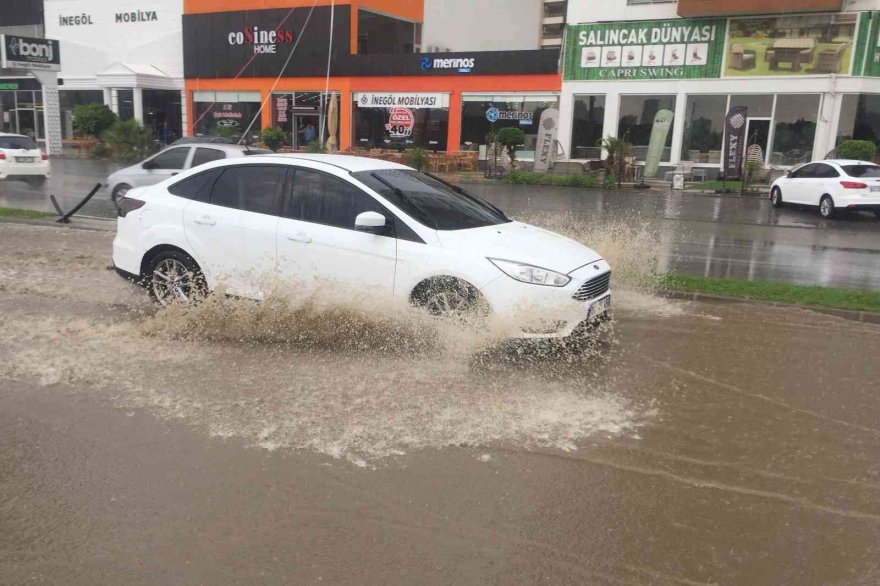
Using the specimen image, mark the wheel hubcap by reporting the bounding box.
[821,199,832,216]
[151,259,194,306]
[772,191,778,203]
[425,290,469,317]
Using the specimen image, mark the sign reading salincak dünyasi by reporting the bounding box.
[0,34,61,71]
[563,18,725,81]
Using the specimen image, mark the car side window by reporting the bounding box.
[151,147,190,170]
[209,165,284,215]
[168,168,222,201]
[191,148,225,168]
[286,168,386,231]
[791,164,814,179]
[814,164,839,178]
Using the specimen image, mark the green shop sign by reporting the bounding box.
[0,82,19,90]
[563,18,725,81]
[854,11,880,77]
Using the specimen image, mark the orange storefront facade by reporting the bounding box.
[183,0,561,154]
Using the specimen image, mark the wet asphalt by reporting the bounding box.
[1,223,879,585]
[1,158,880,290]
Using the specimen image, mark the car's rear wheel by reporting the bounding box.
[770,187,783,208]
[112,183,132,202]
[819,195,836,219]
[147,250,206,307]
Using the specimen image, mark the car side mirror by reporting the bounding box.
[785,170,792,177]
[354,211,387,234]
[142,160,158,170]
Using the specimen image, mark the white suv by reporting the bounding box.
[0,133,50,185]
[113,155,611,338]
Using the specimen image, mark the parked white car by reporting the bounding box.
[106,143,271,200]
[112,155,612,339]
[770,159,880,219]
[0,133,50,185]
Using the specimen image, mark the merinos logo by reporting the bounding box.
[228,26,295,54]
[420,57,432,71]
[419,56,475,73]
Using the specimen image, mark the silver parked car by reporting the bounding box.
[107,143,271,200]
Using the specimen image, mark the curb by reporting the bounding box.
[661,289,880,325]
[0,216,115,232]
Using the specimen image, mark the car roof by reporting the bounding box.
[252,153,411,172]
[0,132,30,138]
[824,159,879,166]
[167,143,268,154]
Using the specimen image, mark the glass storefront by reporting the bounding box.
[193,91,261,142]
[836,94,880,152]
[460,94,559,159]
[770,94,820,166]
[0,90,45,145]
[569,95,605,160]
[353,93,449,151]
[143,90,183,145]
[271,92,340,149]
[59,90,104,140]
[619,95,676,162]
[680,95,726,164]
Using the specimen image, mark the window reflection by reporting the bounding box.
[618,95,676,162]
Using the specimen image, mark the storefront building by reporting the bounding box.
[182,0,560,156]
[558,5,880,176]
[44,0,185,144]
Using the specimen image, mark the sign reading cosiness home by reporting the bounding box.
[563,18,725,81]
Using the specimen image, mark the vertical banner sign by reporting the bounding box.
[533,108,559,173]
[644,109,674,178]
[723,107,748,179]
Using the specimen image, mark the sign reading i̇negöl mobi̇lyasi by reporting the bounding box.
[563,19,725,81]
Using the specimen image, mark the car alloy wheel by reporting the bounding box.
[424,289,472,317]
[820,195,835,219]
[770,187,782,208]
[151,258,197,306]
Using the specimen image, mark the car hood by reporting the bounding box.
[436,221,602,274]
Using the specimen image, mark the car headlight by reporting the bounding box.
[488,258,571,287]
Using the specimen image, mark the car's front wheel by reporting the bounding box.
[112,183,132,202]
[819,195,836,219]
[770,186,783,208]
[412,277,487,321]
[147,250,207,307]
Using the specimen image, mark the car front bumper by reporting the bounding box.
[479,259,613,339]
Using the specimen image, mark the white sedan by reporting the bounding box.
[112,154,612,339]
[0,133,50,185]
[769,159,880,219]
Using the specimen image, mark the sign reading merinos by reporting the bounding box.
[564,19,724,81]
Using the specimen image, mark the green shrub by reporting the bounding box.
[505,170,598,189]
[305,140,326,153]
[88,142,112,159]
[102,118,155,162]
[837,139,877,161]
[405,147,428,171]
[73,104,118,138]
[496,127,525,164]
[260,127,287,152]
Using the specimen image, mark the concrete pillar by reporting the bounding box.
[670,90,688,165]
[133,87,144,127]
[32,71,62,156]
[102,87,112,108]
[110,88,119,115]
[180,90,188,137]
[557,89,574,159]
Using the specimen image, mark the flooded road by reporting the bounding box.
[1,222,878,585]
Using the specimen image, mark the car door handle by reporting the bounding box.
[286,234,312,243]
[193,216,216,226]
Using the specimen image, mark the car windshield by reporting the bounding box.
[0,136,37,150]
[840,164,880,178]
[353,169,510,231]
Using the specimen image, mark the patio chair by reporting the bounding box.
[729,43,756,71]
[664,160,695,181]
[815,43,848,73]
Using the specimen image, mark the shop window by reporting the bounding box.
[117,89,134,121]
[570,95,605,160]
[836,94,880,153]
[460,95,559,159]
[193,91,261,143]
[729,95,773,118]
[357,9,419,54]
[680,95,726,165]
[59,90,103,140]
[354,97,449,151]
[618,95,676,162]
[143,90,183,145]
[271,92,340,150]
[770,94,820,166]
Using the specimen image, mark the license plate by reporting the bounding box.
[587,295,611,320]
[870,186,880,192]
[16,157,35,163]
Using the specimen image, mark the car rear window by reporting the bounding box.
[840,164,880,178]
[0,136,37,150]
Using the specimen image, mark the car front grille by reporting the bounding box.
[573,270,611,302]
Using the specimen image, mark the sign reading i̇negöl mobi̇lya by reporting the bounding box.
[563,18,725,81]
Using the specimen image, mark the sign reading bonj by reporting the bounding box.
[1,34,61,71]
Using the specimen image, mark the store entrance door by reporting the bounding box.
[744,118,771,167]
[294,114,320,149]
